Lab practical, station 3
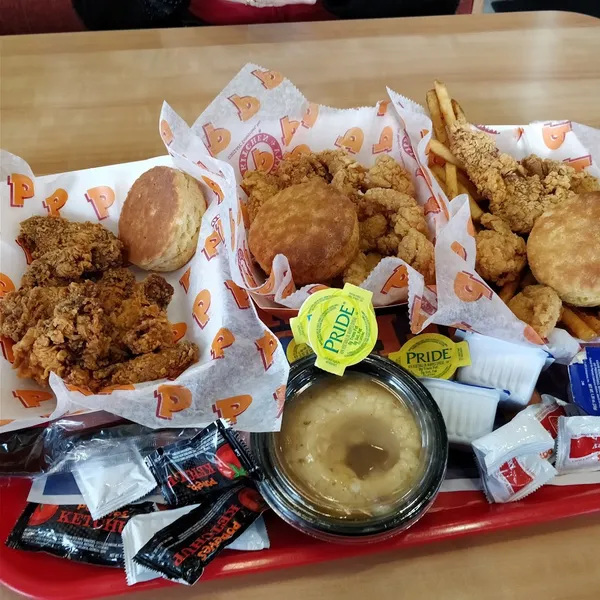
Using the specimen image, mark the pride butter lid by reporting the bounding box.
[292,284,377,376]
[286,339,314,363]
[388,333,471,379]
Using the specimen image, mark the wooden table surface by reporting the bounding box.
[2,10,600,600]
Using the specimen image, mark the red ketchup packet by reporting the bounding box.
[6,502,156,567]
[133,484,267,585]
[555,416,600,474]
[144,419,259,507]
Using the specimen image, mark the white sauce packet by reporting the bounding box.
[555,416,600,474]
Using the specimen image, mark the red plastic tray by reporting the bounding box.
[2,476,600,599]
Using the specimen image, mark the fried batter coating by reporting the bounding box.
[475,213,527,285]
[240,170,282,225]
[343,252,383,286]
[397,229,435,284]
[508,285,562,339]
[276,153,329,186]
[359,214,388,251]
[365,155,415,196]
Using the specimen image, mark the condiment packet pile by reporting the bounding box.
[0,147,289,434]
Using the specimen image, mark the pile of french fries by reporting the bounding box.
[424,80,600,342]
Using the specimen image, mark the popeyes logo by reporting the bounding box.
[239,133,283,176]
[202,176,224,203]
[172,322,187,343]
[7,174,34,208]
[179,268,191,293]
[565,155,593,172]
[211,328,235,359]
[228,94,261,122]
[373,126,393,154]
[203,123,231,157]
[284,144,310,160]
[160,119,174,146]
[542,121,571,150]
[335,127,364,155]
[454,271,493,303]
[381,265,408,295]
[451,241,467,261]
[280,116,300,147]
[13,389,54,409]
[0,273,15,298]
[237,247,257,287]
[202,215,224,260]
[377,100,390,116]
[302,103,319,129]
[192,289,211,329]
[1,336,15,363]
[255,330,279,371]
[212,395,252,424]
[155,384,192,420]
[224,279,251,309]
[85,186,115,220]
[43,188,68,217]
[251,69,283,90]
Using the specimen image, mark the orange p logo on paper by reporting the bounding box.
[454,271,493,302]
[377,100,390,117]
[542,121,572,150]
[202,176,224,203]
[251,69,283,90]
[98,384,135,395]
[283,144,310,160]
[0,273,15,299]
[251,148,274,173]
[565,155,593,172]
[212,395,252,424]
[335,127,364,154]
[202,216,224,261]
[7,174,34,208]
[160,119,174,146]
[203,123,231,156]
[193,289,211,329]
[43,188,68,217]
[13,390,54,409]
[155,385,192,420]
[229,95,261,122]
[302,103,319,129]
[451,241,467,260]
[85,186,115,220]
[373,126,393,154]
[210,328,235,359]
[1,336,15,363]
[224,279,251,309]
[172,322,187,344]
[424,195,441,216]
[255,330,278,371]
[280,116,300,147]
[523,325,545,345]
[381,265,409,294]
[179,268,191,293]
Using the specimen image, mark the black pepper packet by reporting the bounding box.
[133,483,267,585]
[6,502,156,567]
[144,419,260,508]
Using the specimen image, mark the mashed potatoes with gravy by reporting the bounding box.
[277,375,422,517]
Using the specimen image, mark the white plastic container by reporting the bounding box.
[421,379,500,445]
[455,332,551,407]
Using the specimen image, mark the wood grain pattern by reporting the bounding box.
[1,12,600,600]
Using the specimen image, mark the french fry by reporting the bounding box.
[429,139,463,168]
[469,195,484,222]
[519,271,537,289]
[426,89,448,143]
[434,80,456,127]
[560,306,598,341]
[445,162,459,199]
[571,308,600,337]
[451,98,467,123]
[499,277,521,304]
[456,169,481,200]
[430,164,446,183]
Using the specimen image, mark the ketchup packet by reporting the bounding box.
[144,420,259,507]
[555,416,600,474]
[133,484,267,585]
[6,502,156,566]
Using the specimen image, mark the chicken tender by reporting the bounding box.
[240,170,282,224]
[359,214,388,252]
[343,252,382,286]
[475,213,527,285]
[365,155,415,197]
[397,229,435,284]
[508,285,562,339]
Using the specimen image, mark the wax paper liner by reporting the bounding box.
[428,121,600,349]
[0,150,289,434]
[156,64,450,322]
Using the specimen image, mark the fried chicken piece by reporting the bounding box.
[18,216,124,283]
[397,229,435,284]
[342,252,382,286]
[364,155,415,197]
[240,170,282,224]
[94,268,137,314]
[360,188,427,232]
[508,285,562,339]
[523,154,600,195]
[475,213,527,286]
[12,285,113,388]
[449,123,574,234]
[359,214,388,251]
[318,149,367,196]
[275,153,329,186]
[0,286,70,342]
[571,171,600,194]
[95,341,199,387]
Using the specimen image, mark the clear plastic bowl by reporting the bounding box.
[251,354,448,544]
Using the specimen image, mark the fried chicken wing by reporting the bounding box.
[397,229,435,284]
[475,213,527,285]
[508,285,562,339]
[364,155,415,197]
[449,123,575,233]
[240,170,282,225]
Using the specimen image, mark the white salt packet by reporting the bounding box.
[421,379,500,445]
[472,410,554,474]
[455,332,551,407]
[73,442,157,520]
[480,453,557,503]
[555,416,600,474]
[122,506,269,585]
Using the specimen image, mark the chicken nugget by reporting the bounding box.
[508,285,562,339]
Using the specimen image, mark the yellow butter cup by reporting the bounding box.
[388,333,471,379]
[286,338,314,363]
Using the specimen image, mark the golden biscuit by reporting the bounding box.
[119,167,206,272]
[248,180,359,286]
[528,192,600,307]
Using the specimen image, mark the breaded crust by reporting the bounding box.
[248,180,359,286]
[527,192,600,307]
[119,166,206,272]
